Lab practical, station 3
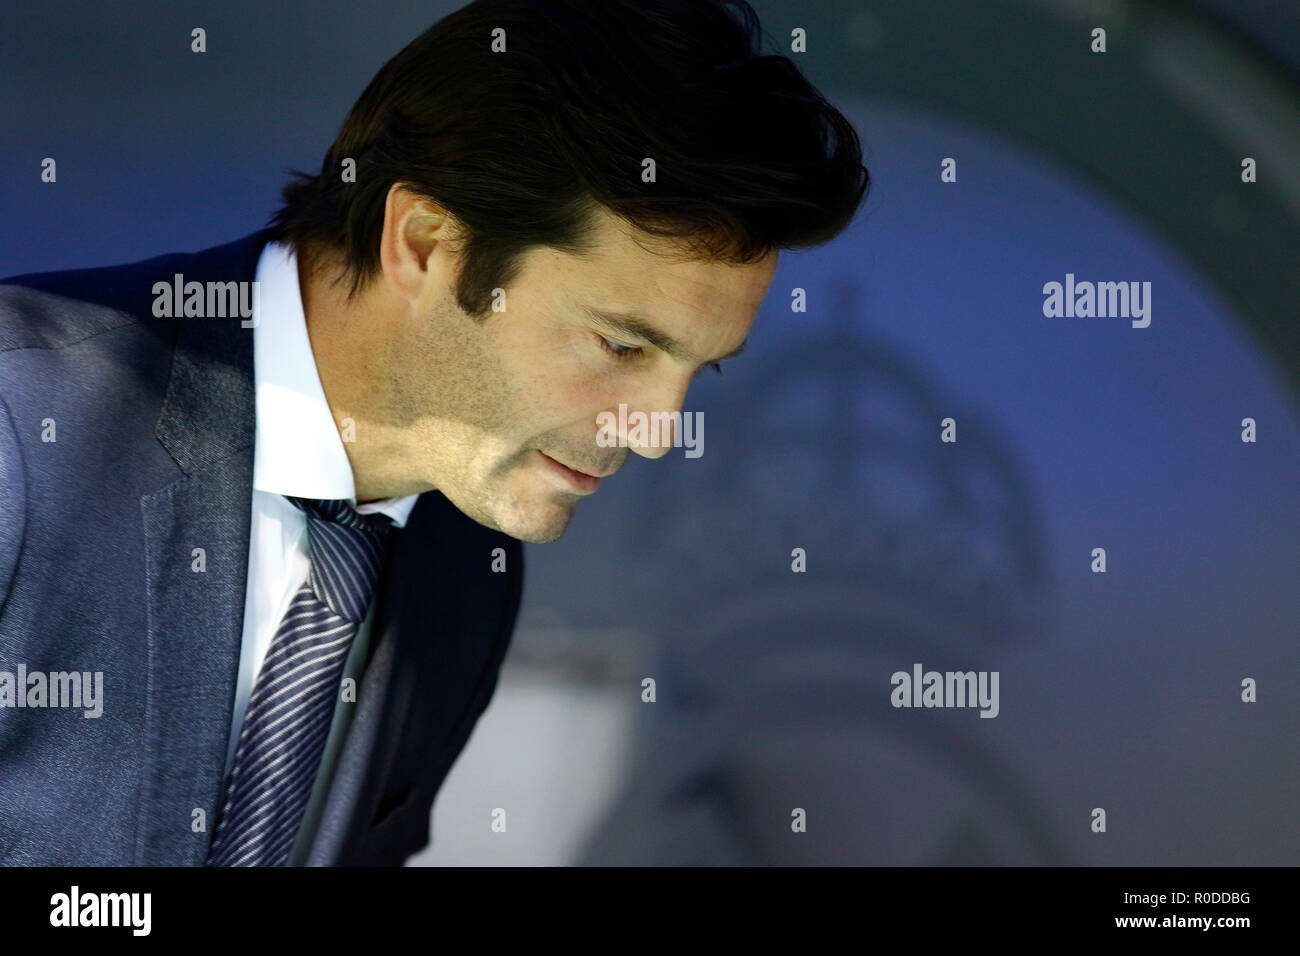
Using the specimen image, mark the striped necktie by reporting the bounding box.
[207,496,394,866]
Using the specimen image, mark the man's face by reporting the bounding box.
[388,207,779,543]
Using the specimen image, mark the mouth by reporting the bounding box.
[536,450,608,494]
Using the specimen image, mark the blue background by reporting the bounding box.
[1,0,1296,864]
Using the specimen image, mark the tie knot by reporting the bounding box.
[287,496,393,621]
[292,495,393,532]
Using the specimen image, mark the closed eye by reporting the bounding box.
[596,333,723,377]
[597,335,643,360]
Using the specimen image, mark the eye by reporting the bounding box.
[597,335,643,361]
[595,333,725,377]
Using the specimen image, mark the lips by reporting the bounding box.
[536,450,604,494]
[543,454,616,479]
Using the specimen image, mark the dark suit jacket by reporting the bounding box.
[0,230,524,865]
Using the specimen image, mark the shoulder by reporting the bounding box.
[0,229,274,355]
[0,243,194,356]
[0,282,142,354]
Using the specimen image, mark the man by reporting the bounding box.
[0,0,867,865]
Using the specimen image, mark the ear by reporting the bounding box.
[378,182,451,303]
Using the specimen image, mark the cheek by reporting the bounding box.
[533,369,609,419]
[517,329,618,413]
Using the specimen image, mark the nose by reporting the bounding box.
[610,372,692,460]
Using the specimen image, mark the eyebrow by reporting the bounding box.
[582,306,748,367]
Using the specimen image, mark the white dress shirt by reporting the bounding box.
[223,239,420,860]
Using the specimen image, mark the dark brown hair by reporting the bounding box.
[266,0,870,318]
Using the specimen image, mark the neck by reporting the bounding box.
[298,250,429,502]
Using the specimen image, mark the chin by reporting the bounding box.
[494,498,579,543]
[477,510,574,544]
[504,521,570,544]
[446,487,578,543]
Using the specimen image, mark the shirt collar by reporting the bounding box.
[251,240,420,528]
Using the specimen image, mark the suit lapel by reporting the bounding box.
[133,231,269,865]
